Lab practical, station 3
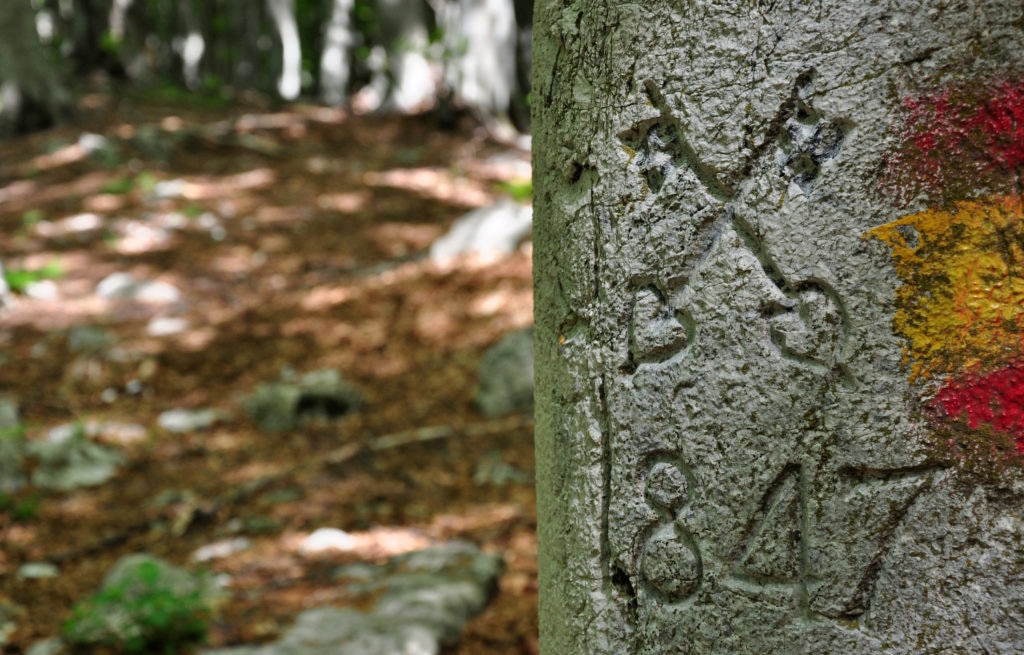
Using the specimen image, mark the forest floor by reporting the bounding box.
[0,85,537,653]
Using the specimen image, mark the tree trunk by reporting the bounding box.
[441,0,517,119]
[319,0,354,106]
[533,2,1024,653]
[0,0,71,135]
[266,0,302,99]
[373,0,435,112]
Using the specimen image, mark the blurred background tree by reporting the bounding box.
[0,0,532,137]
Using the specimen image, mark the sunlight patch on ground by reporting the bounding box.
[366,222,442,257]
[178,168,277,200]
[428,503,525,538]
[82,193,128,213]
[225,462,289,486]
[254,204,314,224]
[26,142,91,171]
[316,190,369,213]
[300,286,354,310]
[290,526,432,558]
[0,172,112,214]
[469,286,532,319]
[363,168,493,208]
[47,493,102,522]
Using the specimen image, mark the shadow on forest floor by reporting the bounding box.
[0,89,537,654]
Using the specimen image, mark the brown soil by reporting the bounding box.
[0,88,537,654]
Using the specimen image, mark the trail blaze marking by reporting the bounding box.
[869,81,1024,456]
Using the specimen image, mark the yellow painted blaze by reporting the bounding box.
[867,195,1024,380]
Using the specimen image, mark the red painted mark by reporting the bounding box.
[933,363,1024,454]
[884,81,1024,204]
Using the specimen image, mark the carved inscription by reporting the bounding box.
[606,70,944,637]
[722,462,936,619]
[776,98,849,193]
[638,457,702,602]
[627,453,937,620]
[619,71,852,380]
[628,286,696,368]
[731,464,807,585]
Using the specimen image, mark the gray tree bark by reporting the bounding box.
[319,0,355,106]
[534,2,1024,654]
[441,0,517,118]
[266,0,301,99]
[373,0,436,112]
[0,0,71,135]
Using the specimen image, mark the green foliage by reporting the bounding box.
[0,422,25,443]
[102,176,136,194]
[100,31,123,56]
[63,558,214,654]
[4,260,63,294]
[132,84,232,110]
[101,173,158,195]
[495,179,533,203]
[0,492,39,522]
[0,423,34,521]
[134,172,158,195]
[21,209,45,228]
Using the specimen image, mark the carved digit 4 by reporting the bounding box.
[731,464,807,587]
[725,462,936,623]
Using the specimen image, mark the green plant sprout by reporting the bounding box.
[495,179,533,203]
[4,260,63,294]
[63,556,217,654]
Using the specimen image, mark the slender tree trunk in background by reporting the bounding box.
[176,0,205,90]
[442,0,517,120]
[319,0,354,106]
[374,0,435,112]
[533,2,1024,653]
[0,0,71,135]
[266,0,302,99]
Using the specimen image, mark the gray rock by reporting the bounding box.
[201,542,502,655]
[473,449,531,486]
[0,259,10,309]
[245,369,361,432]
[18,562,59,579]
[191,538,252,563]
[0,397,18,428]
[95,273,180,304]
[152,179,187,200]
[28,428,124,491]
[429,200,532,261]
[158,408,225,433]
[0,598,20,646]
[147,316,189,336]
[24,280,58,300]
[77,133,109,154]
[299,527,356,554]
[1,403,25,492]
[0,434,25,493]
[475,327,533,418]
[25,637,65,655]
[66,326,114,353]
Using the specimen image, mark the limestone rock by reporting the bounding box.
[244,369,361,432]
[28,428,123,491]
[201,542,503,655]
[429,200,532,261]
[475,327,533,418]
